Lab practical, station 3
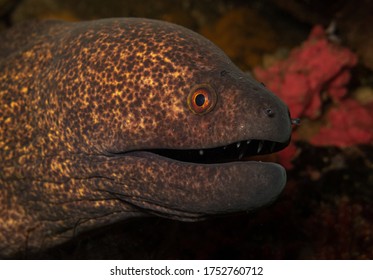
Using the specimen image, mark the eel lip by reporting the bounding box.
[107,138,290,219]
[111,155,287,220]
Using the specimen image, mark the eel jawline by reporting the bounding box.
[104,138,289,220]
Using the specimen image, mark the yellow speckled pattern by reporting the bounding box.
[0,18,291,258]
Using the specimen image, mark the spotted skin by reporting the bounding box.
[0,18,291,258]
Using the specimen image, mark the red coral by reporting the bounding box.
[276,141,299,170]
[311,100,373,147]
[254,25,357,119]
[253,25,362,168]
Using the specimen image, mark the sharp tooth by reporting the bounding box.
[257,141,263,154]
[238,151,244,160]
[199,150,204,156]
[246,140,251,145]
[236,142,241,148]
[238,143,248,160]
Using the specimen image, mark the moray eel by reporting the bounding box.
[0,18,292,258]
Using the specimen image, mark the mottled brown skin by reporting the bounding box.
[0,18,292,258]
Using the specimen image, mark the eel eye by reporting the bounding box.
[187,85,217,115]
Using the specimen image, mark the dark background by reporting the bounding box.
[1,0,373,259]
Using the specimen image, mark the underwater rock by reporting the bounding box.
[200,8,277,69]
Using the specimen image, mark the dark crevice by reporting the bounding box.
[145,139,289,164]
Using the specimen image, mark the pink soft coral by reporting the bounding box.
[311,100,373,147]
[253,25,362,168]
[254,25,357,119]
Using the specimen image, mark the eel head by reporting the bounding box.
[49,19,293,221]
[1,18,294,257]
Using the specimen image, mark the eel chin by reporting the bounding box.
[111,138,290,220]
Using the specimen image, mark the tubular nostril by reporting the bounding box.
[263,108,275,118]
[291,118,301,125]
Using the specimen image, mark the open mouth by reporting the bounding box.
[144,139,289,164]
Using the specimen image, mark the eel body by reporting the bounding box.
[0,18,292,258]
